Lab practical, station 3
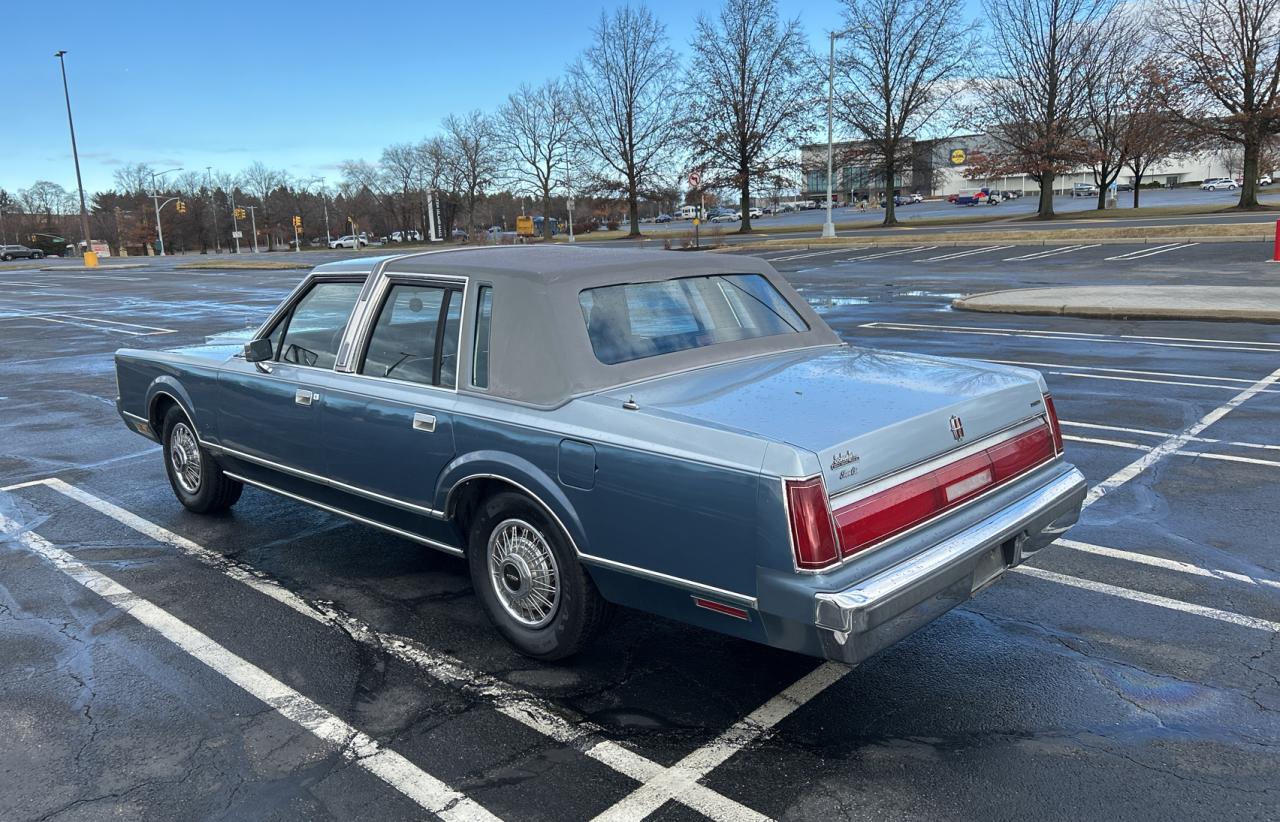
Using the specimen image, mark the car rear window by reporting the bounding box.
[578,274,807,365]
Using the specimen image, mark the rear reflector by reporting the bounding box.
[785,476,840,570]
[833,422,1056,559]
[693,597,750,620]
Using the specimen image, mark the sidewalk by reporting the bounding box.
[953,285,1280,323]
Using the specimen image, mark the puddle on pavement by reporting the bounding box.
[806,296,872,311]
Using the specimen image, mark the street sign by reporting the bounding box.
[692,217,700,226]
[566,197,575,211]
[231,230,243,239]
[688,171,701,188]
[950,149,966,165]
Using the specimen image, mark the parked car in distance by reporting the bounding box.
[1071,183,1099,197]
[113,246,1085,664]
[946,193,960,203]
[0,244,44,261]
[329,235,367,249]
[1200,178,1237,191]
[1260,174,1273,185]
[747,207,763,219]
[451,228,469,241]
[909,193,924,203]
[1001,190,1021,199]
[710,211,740,223]
[1113,182,1133,192]
[389,230,423,242]
[655,213,673,223]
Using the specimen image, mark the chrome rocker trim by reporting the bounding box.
[578,553,758,610]
[204,440,448,519]
[223,471,464,557]
[813,467,1086,666]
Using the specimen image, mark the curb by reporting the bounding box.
[952,295,1280,324]
[40,263,148,271]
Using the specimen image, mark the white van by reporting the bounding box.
[677,205,702,220]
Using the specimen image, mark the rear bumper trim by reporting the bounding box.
[813,467,1086,664]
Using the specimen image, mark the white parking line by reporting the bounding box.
[1063,434,1280,467]
[1104,242,1199,261]
[1044,370,1279,394]
[844,245,937,261]
[768,247,865,262]
[14,478,763,822]
[1015,567,1280,632]
[6,314,177,336]
[915,245,1014,262]
[0,515,499,822]
[1058,538,1280,590]
[1002,244,1101,261]
[1061,420,1280,452]
[1083,365,1280,507]
[986,358,1262,386]
[591,662,849,822]
[53,313,177,333]
[860,321,1280,354]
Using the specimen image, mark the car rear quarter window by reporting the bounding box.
[578,274,808,365]
[472,286,494,388]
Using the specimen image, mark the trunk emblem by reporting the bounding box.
[950,415,965,441]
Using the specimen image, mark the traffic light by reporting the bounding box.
[176,200,187,214]
[234,207,247,220]
[292,215,302,230]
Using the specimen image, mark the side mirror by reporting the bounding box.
[243,338,274,363]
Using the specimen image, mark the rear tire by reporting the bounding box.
[468,491,611,660]
[161,405,242,514]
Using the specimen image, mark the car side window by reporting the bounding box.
[360,283,463,388]
[274,282,362,369]
[472,286,493,388]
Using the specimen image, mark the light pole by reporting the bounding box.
[245,205,259,253]
[304,177,331,245]
[150,167,182,256]
[823,30,852,239]
[206,166,220,253]
[54,51,96,266]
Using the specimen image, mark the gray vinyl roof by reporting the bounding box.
[317,245,842,407]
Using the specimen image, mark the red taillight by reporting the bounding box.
[1043,393,1064,454]
[785,477,840,570]
[832,423,1057,559]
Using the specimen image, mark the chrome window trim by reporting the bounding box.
[577,553,758,609]
[224,471,463,557]
[204,438,448,519]
[828,415,1049,510]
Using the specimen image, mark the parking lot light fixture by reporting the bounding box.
[54,51,96,266]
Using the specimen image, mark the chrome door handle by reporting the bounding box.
[412,412,436,432]
[295,389,317,406]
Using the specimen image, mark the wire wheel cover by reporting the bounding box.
[488,518,561,628]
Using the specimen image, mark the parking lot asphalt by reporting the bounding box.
[1,240,1278,821]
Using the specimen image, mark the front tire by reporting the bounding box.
[468,491,611,660]
[161,406,242,514]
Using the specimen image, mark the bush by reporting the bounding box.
[606,220,620,231]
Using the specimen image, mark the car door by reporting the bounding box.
[216,278,364,478]
[319,277,466,512]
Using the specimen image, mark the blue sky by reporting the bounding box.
[0,0,862,195]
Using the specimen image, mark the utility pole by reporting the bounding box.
[54,51,96,266]
[246,206,259,253]
[230,195,241,254]
[149,167,182,256]
[206,166,220,253]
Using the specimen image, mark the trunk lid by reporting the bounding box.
[600,345,1047,496]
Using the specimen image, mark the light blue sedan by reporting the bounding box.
[114,246,1085,662]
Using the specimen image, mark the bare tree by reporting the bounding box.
[496,80,572,239]
[443,110,501,237]
[972,0,1116,218]
[569,4,680,236]
[1081,12,1144,209]
[239,162,289,249]
[1119,64,1192,207]
[1162,0,1280,208]
[381,142,422,238]
[685,0,815,232]
[112,163,155,195]
[837,0,978,225]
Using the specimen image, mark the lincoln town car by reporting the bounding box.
[114,246,1087,661]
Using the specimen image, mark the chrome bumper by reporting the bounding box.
[813,467,1087,665]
